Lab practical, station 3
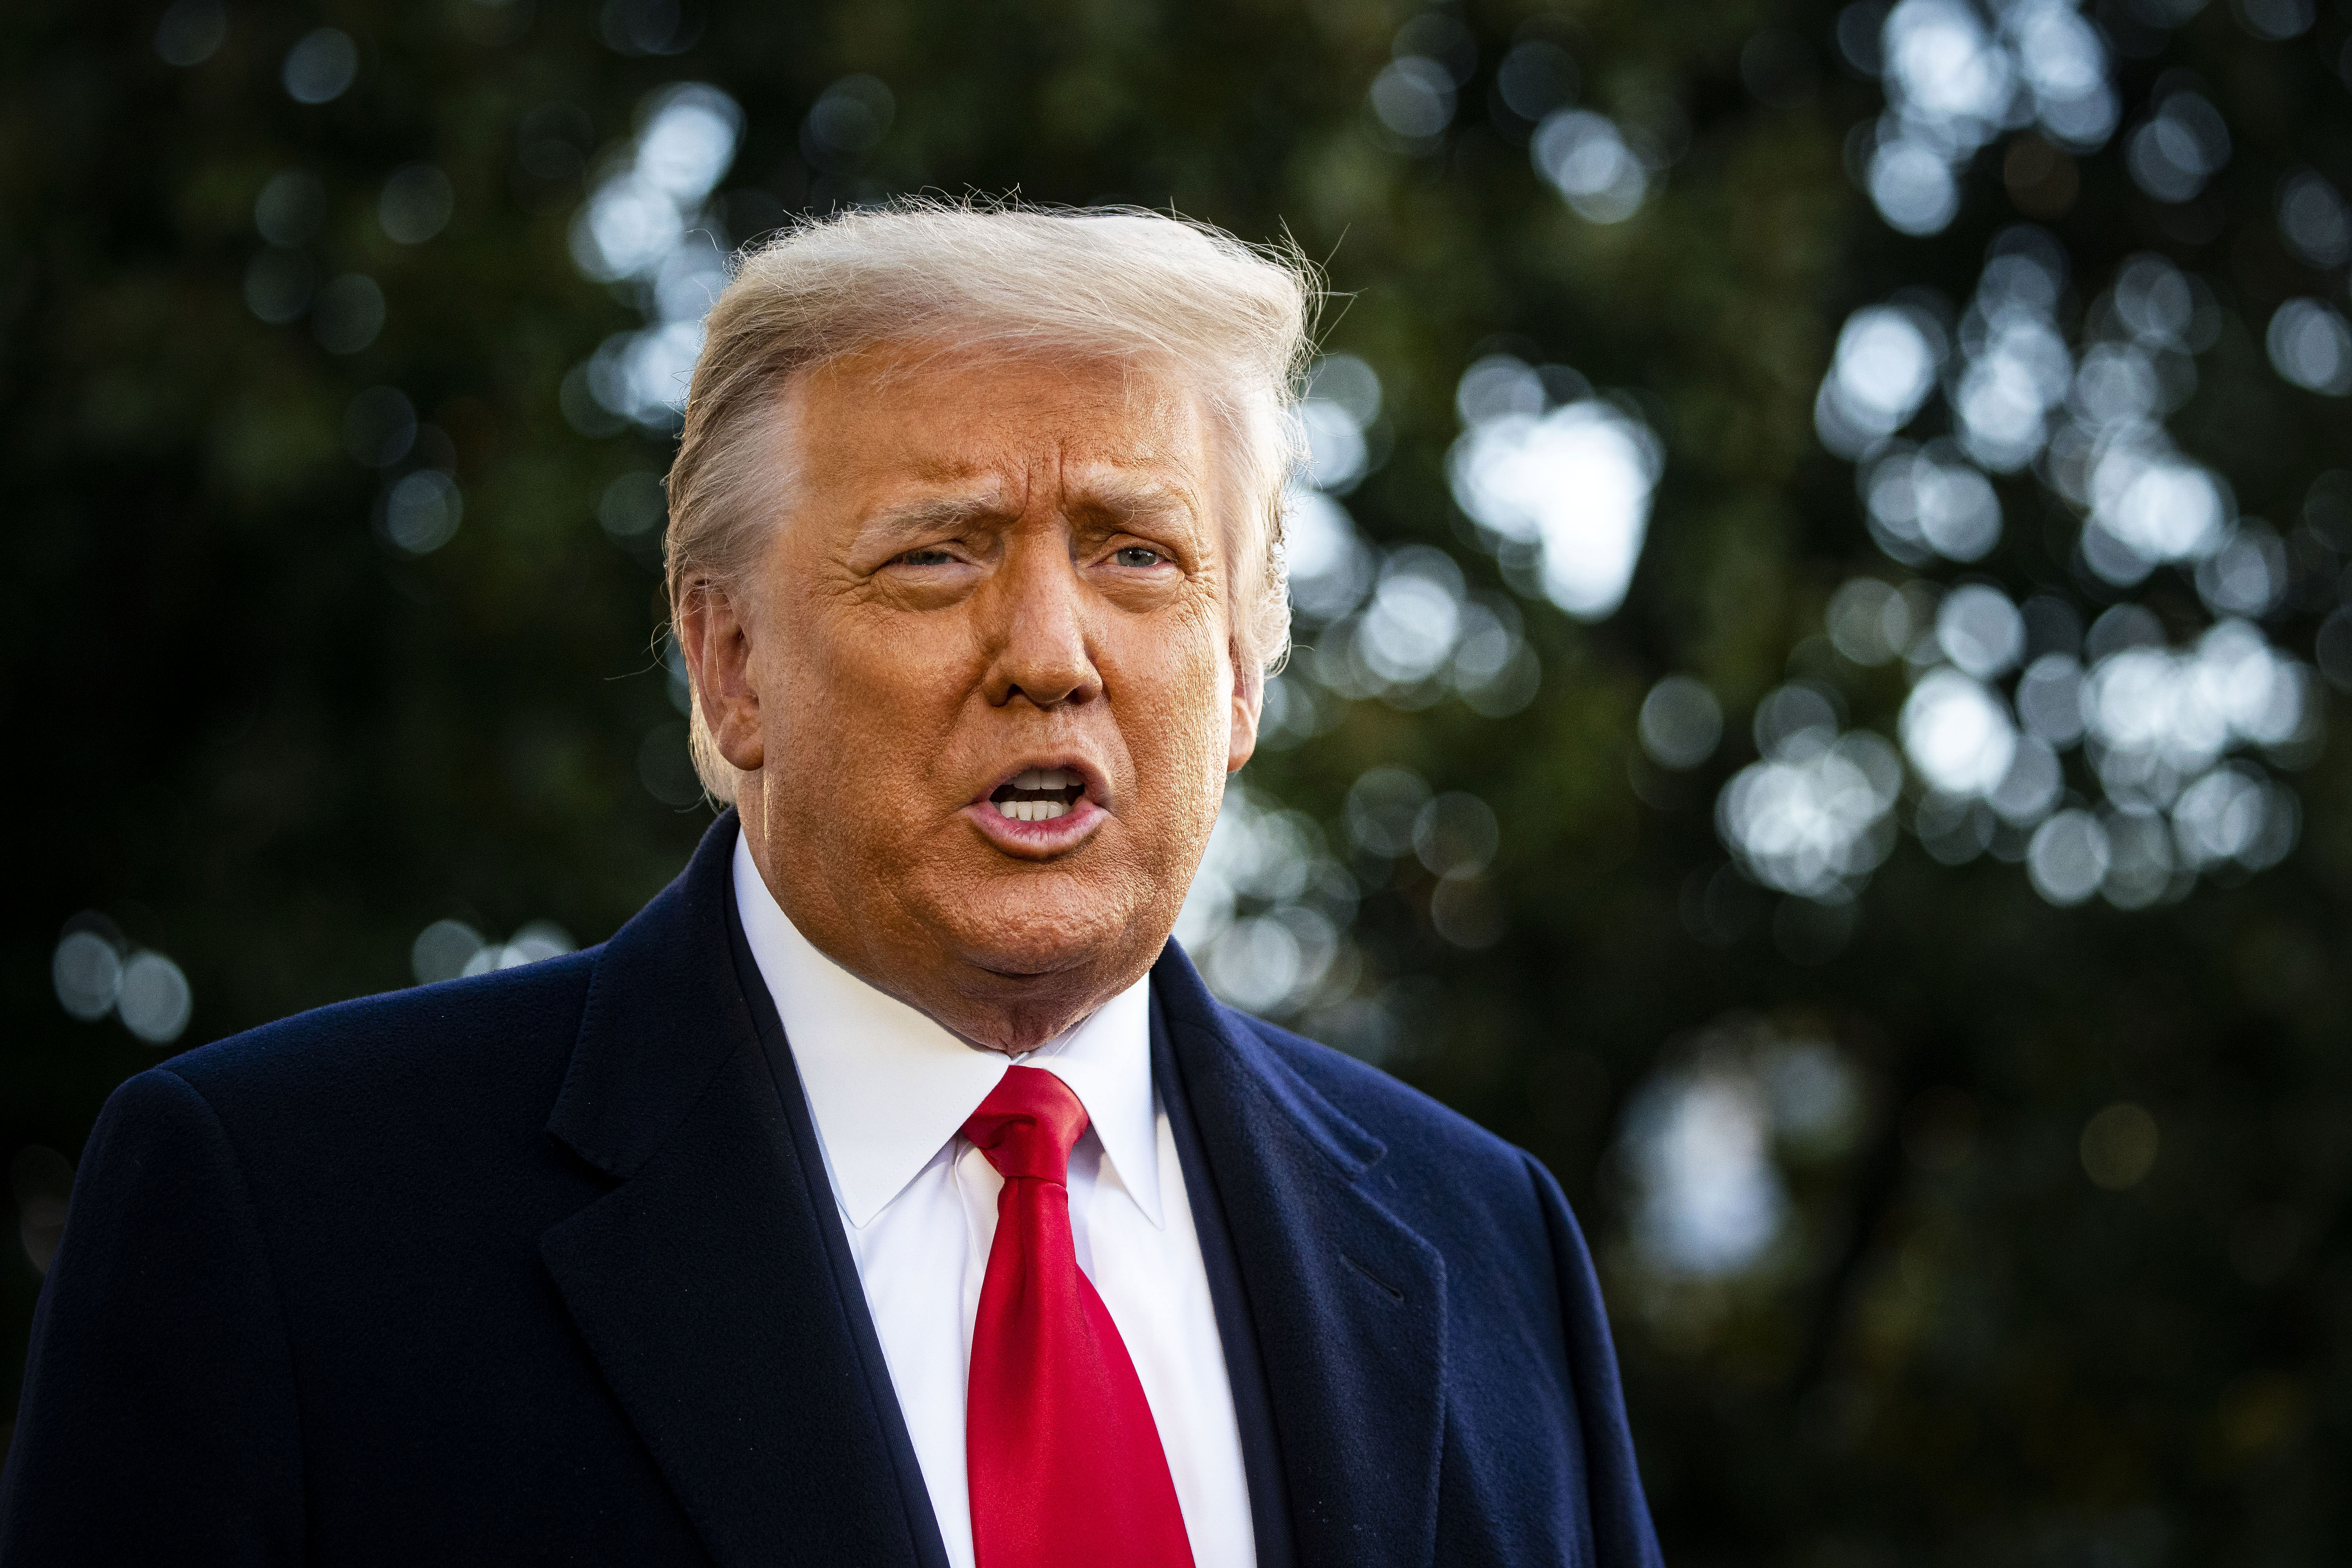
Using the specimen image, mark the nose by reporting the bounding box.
[978,528,1103,712]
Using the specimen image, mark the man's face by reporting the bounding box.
[688,343,1259,1051]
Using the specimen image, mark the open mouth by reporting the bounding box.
[987,767,1088,823]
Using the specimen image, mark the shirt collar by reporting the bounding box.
[731,831,1162,1232]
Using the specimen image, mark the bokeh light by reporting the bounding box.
[254,171,326,247]
[51,931,122,1023]
[1860,441,2003,563]
[1901,668,2016,797]
[378,164,456,245]
[117,953,195,1045]
[802,76,895,173]
[2124,86,2229,203]
[1624,1062,1786,1274]
[2275,170,2351,268]
[281,27,358,105]
[1449,353,1661,620]
[1857,0,2115,236]
[1617,1022,1865,1283]
[1815,304,1943,458]
[1175,783,1362,1024]
[1534,110,1652,223]
[343,387,418,468]
[312,274,386,355]
[1370,58,1456,146]
[1772,175,2325,916]
[1639,676,1724,770]
[379,469,460,555]
[50,917,191,1045]
[411,918,577,983]
[1287,359,1546,721]
[569,84,745,429]
[1718,711,1902,899]
[2266,300,2352,397]
[153,0,226,67]
[2027,808,2109,904]
[1936,584,2025,679]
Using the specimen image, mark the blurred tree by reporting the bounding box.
[5,0,2350,1558]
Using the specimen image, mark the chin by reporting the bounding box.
[928,867,1158,985]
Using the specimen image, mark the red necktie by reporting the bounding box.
[960,1065,1195,1568]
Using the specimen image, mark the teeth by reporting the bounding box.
[1016,768,1044,790]
[994,798,1072,824]
[1011,767,1076,791]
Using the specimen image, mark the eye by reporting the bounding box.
[892,547,958,567]
[1112,545,1166,569]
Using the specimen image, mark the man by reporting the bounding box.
[2,202,1660,1567]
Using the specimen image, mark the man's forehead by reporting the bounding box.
[771,344,1221,536]
[805,342,1202,447]
[854,463,1205,534]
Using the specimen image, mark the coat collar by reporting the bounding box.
[1151,944,1449,1568]
[540,810,941,1568]
[731,829,1163,1231]
[541,810,1448,1568]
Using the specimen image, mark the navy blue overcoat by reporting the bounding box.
[2,813,1661,1567]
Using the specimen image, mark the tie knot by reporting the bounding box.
[961,1065,1089,1185]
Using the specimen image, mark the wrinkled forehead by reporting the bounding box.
[845,468,1209,545]
[775,338,1220,510]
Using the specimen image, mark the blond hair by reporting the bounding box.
[664,197,1319,801]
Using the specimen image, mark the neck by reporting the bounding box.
[733,791,1133,1054]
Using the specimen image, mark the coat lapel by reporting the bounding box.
[1153,945,1448,1568]
[539,813,929,1568]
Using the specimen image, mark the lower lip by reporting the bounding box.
[963,797,1107,857]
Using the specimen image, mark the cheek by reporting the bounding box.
[775,589,955,716]
[1114,598,1218,711]
[1114,618,1233,829]
[761,601,970,824]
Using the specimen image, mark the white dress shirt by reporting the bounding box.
[732,836,1256,1568]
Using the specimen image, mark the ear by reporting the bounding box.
[1226,647,1263,775]
[678,582,766,774]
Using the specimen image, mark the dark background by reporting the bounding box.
[7,0,2352,1559]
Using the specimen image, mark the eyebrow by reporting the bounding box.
[858,471,1202,541]
[858,489,1013,541]
[1064,471,1202,528]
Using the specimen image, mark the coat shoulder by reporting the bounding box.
[158,952,599,1140]
[1223,1007,1541,1199]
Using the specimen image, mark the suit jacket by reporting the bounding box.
[1,812,1661,1567]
